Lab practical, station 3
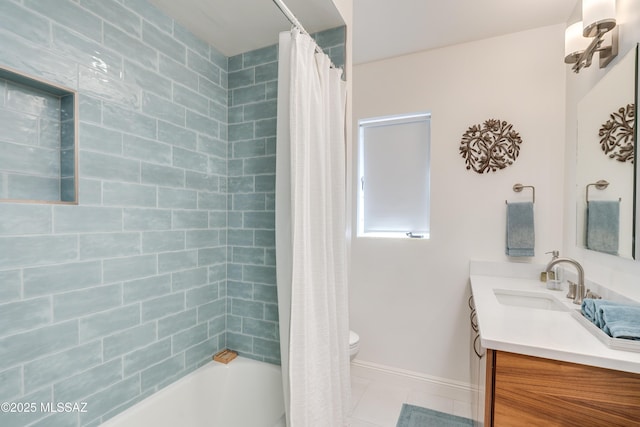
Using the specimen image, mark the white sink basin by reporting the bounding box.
[493,289,569,311]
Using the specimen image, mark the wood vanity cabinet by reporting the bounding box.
[484,350,640,426]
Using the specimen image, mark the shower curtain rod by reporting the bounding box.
[271,0,329,59]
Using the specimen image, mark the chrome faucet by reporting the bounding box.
[545,257,585,305]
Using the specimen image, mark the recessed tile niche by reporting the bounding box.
[0,66,77,204]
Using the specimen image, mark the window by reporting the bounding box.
[357,112,430,238]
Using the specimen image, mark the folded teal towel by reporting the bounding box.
[586,201,619,255]
[601,305,640,340]
[581,298,640,340]
[506,202,534,257]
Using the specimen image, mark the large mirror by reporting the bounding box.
[576,44,638,259]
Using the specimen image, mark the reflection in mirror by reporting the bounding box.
[576,45,637,259]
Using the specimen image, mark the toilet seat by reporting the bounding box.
[349,330,359,347]
[349,330,360,360]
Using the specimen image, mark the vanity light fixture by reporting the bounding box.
[564,0,618,73]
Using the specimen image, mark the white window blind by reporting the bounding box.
[358,112,431,238]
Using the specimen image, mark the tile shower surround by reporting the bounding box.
[225,27,345,364]
[0,0,345,425]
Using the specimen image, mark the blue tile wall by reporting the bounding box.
[0,0,345,422]
[226,26,345,365]
[0,0,227,425]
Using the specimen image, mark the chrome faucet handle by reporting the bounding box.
[585,289,602,299]
[566,281,577,299]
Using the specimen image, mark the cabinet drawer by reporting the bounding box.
[491,351,640,426]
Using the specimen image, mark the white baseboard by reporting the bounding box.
[350,359,476,404]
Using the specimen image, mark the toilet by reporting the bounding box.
[349,330,360,361]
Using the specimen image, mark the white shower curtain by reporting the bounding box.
[275,29,350,427]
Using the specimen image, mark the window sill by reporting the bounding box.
[356,232,430,239]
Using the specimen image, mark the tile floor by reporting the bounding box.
[348,370,473,427]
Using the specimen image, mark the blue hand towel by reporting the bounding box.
[581,298,620,328]
[586,200,619,255]
[581,298,640,340]
[506,202,534,257]
[601,305,640,340]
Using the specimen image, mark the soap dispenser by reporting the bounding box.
[545,250,563,290]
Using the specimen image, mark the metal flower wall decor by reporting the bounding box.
[599,103,635,163]
[459,119,523,174]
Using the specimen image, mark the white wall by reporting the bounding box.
[564,0,640,301]
[351,24,566,384]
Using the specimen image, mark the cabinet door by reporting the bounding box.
[492,351,640,426]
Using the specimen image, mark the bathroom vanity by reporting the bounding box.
[469,261,640,426]
[486,349,640,426]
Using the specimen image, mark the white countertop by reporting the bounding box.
[470,261,640,374]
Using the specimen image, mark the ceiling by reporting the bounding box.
[150,0,578,64]
[149,0,345,58]
[353,0,578,64]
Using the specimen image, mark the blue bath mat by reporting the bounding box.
[396,404,473,427]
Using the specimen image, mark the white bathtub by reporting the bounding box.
[102,356,285,427]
